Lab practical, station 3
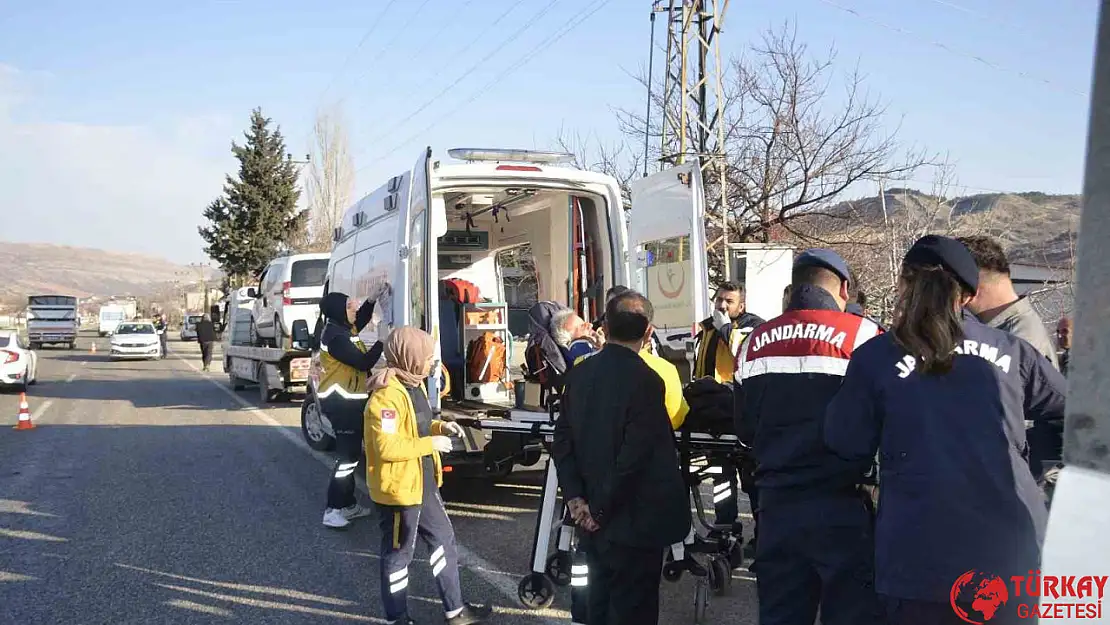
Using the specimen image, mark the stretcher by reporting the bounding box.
[463,403,749,624]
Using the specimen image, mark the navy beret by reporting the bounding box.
[794,248,852,284]
[903,235,979,293]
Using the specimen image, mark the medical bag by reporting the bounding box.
[466,332,507,384]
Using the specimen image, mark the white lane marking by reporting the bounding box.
[174,354,540,616]
[65,374,77,383]
[30,400,54,422]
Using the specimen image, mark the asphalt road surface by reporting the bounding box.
[0,331,757,624]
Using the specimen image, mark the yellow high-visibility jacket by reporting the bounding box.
[364,376,450,506]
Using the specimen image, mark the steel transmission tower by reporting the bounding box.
[650,0,732,278]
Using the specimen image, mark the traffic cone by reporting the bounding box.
[90,342,97,354]
[13,393,35,430]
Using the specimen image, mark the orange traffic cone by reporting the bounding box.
[90,342,97,354]
[14,393,34,430]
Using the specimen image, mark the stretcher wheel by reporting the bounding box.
[517,573,555,609]
[693,579,709,624]
[708,556,731,596]
[545,552,571,586]
[662,560,685,583]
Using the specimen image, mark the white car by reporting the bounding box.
[0,330,38,391]
[109,322,162,360]
[180,314,202,341]
[250,253,330,348]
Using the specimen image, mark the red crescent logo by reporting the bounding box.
[657,263,686,299]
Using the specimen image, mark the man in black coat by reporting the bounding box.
[195,314,218,372]
[553,290,690,625]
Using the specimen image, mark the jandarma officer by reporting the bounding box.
[824,235,1067,625]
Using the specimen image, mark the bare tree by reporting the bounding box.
[305,106,355,252]
[612,22,931,278]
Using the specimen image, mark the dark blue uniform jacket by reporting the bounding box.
[733,285,883,496]
[824,314,1066,602]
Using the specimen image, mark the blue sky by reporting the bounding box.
[0,0,1097,263]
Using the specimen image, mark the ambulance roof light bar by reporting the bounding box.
[447,148,576,165]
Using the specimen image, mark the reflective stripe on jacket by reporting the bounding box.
[318,324,370,400]
[364,377,449,506]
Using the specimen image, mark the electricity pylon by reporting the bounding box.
[652,0,731,278]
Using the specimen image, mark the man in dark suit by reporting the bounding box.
[552,290,690,625]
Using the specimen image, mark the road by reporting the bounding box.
[0,332,757,624]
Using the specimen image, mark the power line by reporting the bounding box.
[816,0,1088,98]
[372,0,479,89]
[335,0,437,105]
[351,0,561,161]
[356,0,613,177]
[316,0,402,105]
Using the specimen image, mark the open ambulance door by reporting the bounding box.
[405,147,446,409]
[628,160,710,373]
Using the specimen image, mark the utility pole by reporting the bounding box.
[652,0,731,279]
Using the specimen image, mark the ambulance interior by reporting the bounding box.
[431,186,616,413]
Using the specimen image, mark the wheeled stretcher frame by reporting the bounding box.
[470,404,749,623]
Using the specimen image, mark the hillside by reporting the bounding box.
[0,242,207,302]
[813,189,1080,266]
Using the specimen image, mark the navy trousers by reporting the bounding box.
[378,485,464,621]
[322,395,366,510]
[754,491,885,625]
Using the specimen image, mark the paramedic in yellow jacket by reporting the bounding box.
[365,327,491,625]
[318,292,384,529]
[692,281,764,537]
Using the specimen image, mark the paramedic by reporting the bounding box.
[366,327,491,625]
[824,235,1066,625]
[693,282,765,538]
[553,291,690,625]
[318,292,384,529]
[734,249,885,625]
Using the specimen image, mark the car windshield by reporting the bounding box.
[116,324,155,335]
[187,316,203,324]
[290,259,329,287]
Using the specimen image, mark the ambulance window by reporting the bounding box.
[410,211,427,329]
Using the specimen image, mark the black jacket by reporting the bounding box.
[318,292,382,372]
[824,314,1066,602]
[195,319,217,343]
[733,285,882,495]
[552,344,690,549]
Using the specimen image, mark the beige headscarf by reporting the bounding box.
[367,326,436,391]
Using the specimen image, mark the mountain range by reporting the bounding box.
[0,242,218,306]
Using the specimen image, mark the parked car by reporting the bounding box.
[250,252,330,348]
[110,322,162,360]
[180,314,203,341]
[0,330,38,392]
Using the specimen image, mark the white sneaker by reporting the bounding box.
[322,508,351,529]
[340,503,373,521]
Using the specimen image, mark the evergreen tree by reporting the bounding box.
[199,108,308,282]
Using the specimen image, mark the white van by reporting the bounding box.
[325,147,711,419]
[250,252,331,348]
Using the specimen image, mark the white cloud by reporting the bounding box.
[0,64,232,263]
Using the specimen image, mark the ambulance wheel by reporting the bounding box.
[709,556,731,596]
[662,561,684,583]
[517,573,555,609]
[545,552,571,587]
[693,579,709,624]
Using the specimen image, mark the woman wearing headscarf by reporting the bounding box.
[824,235,1066,625]
[365,327,491,625]
[318,292,384,529]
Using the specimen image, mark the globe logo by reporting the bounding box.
[950,570,1010,624]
